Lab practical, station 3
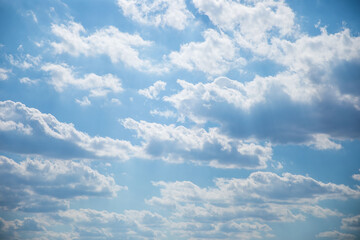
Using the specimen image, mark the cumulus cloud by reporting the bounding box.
[0,155,124,213]
[51,21,165,72]
[145,171,358,239]
[193,0,295,52]
[48,208,167,239]
[169,29,241,75]
[0,100,142,160]
[0,217,45,239]
[41,63,123,97]
[117,0,193,30]
[8,54,41,70]
[0,68,10,80]
[138,80,166,99]
[75,96,91,106]
[164,71,360,147]
[122,118,272,168]
[341,214,360,231]
[150,109,176,118]
[316,231,356,240]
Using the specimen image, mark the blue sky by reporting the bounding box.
[0,0,360,239]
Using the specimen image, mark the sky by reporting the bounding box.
[0,0,360,239]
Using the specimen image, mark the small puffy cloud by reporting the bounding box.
[122,118,272,168]
[117,0,193,30]
[42,63,123,97]
[169,29,241,75]
[138,80,166,99]
[8,54,41,70]
[341,214,360,231]
[51,21,165,73]
[316,231,355,240]
[0,100,142,160]
[352,170,360,181]
[19,77,38,85]
[0,155,124,213]
[0,68,10,80]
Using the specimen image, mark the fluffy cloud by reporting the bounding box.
[47,208,167,240]
[8,54,41,70]
[316,231,356,240]
[51,21,165,72]
[341,215,360,231]
[0,217,45,239]
[0,68,10,80]
[0,155,124,213]
[42,63,123,97]
[193,0,295,51]
[122,118,272,168]
[164,72,360,147]
[146,171,357,239]
[117,0,193,30]
[19,77,38,85]
[169,29,240,75]
[138,80,166,99]
[0,100,142,160]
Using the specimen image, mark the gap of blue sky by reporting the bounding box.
[0,0,360,239]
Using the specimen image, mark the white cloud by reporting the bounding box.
[49,208,167,239]
[138,80,166,99]
[164,70,360,146]
[0,155,124,213]
[75,96,91,106]
[352,170,360,181]
[117,0,193,30]
[316,231,355,240]
[51,21,166,73]
[145,171,359,239]
[8,54,41,70]
[193,0,296,52]
[0,100,142,161]
[341,214,360,231]
[0,217,45,239]
[19,77,38,85]
[122,118,272,168]
[169,29,240,75]
[0,68,10,80]
[111,98,121,105]
[41,63,123,97]
[150,109,176,118]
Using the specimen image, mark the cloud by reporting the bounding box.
[138,80,166,99]
[75,96,91,106]
[193,0,295,52]
[26,10,38,23]
[8,54,41,70]
[0,68,10,80]
[41,63,123,97]
[117,0,193,30]
[352,170,360,181]
[164,72,360,147]
[47,208,167,239]
[150,109,176,118]
[0,155,124,213]
[122,118,272,168]
[0,217,45,239]
[169,29,241,75]
[51,21,165,73]
[316,231,355,240]
[341,214,360,231]
[145,171,357,238]
[0,100,142,160]
[19,77,38,85]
